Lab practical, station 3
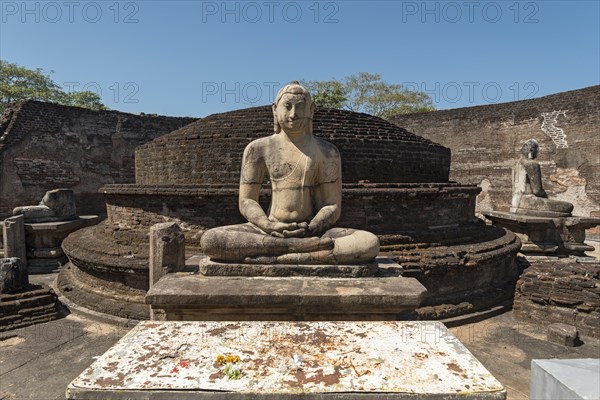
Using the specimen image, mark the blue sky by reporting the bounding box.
[1,0,599,117]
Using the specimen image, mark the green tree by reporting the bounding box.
[301,79,347,109]
[0,60,106,114]
[303,72,434,120]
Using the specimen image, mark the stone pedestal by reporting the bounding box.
[24,215,99,273]
[146,257,427,321]
[483,211,600,256]
[66,321,505,399]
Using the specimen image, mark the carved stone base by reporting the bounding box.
[483,211,600,256]
[24,215,99,273]
[146,258,427,321]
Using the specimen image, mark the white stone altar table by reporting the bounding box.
[66,321,505,399]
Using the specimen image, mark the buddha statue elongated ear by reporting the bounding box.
[273,102,281,134]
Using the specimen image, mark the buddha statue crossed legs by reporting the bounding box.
[510,139,573,217]
[201,82,380,264]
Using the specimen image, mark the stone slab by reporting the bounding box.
[146,274,426,320]
[200,258,378,278]
[66,321,505,399]
[531,359,600,400]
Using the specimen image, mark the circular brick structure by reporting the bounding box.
[134,106,451,185]
[58,107,520,321]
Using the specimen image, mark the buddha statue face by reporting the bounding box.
[273,82,314,135]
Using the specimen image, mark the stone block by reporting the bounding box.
[67,321,505,399]
[0,258,28,294]
[531,359,599,399]
[3,215,26,266]
[547,323,580,347]
[149,222,185,287]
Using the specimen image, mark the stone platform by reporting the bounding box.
[66,321,505,399]
[483,211,600,256]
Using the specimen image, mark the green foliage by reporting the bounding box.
[59,90,107,111]
[0,60,106,114]
[302,72,434,120]
[223,363,243,380]
[301,79,347,109]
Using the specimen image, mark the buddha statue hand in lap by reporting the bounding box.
[510,139,573,217]
[200,81,380,264]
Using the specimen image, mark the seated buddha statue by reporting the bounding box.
[510,139,573,217]
[201,82,380,264]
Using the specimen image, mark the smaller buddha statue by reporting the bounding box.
[510,139,573,217]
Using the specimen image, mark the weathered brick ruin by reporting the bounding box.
[391,86,600,220]
[58,106,520,320]
[0,100,196,218]
[514,260,599,337]
[0,284,63,332]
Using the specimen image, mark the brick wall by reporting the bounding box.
[0,100,196,218]
[390,86,600,218]
[135,106,451,185]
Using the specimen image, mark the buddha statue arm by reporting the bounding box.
[308,155,342,235]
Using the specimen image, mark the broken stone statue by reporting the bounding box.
[13,189,77,222]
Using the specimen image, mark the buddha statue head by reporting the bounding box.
[520,139,539,160]
[272,81,314,135]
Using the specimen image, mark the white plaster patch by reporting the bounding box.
[541,110,568,148]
